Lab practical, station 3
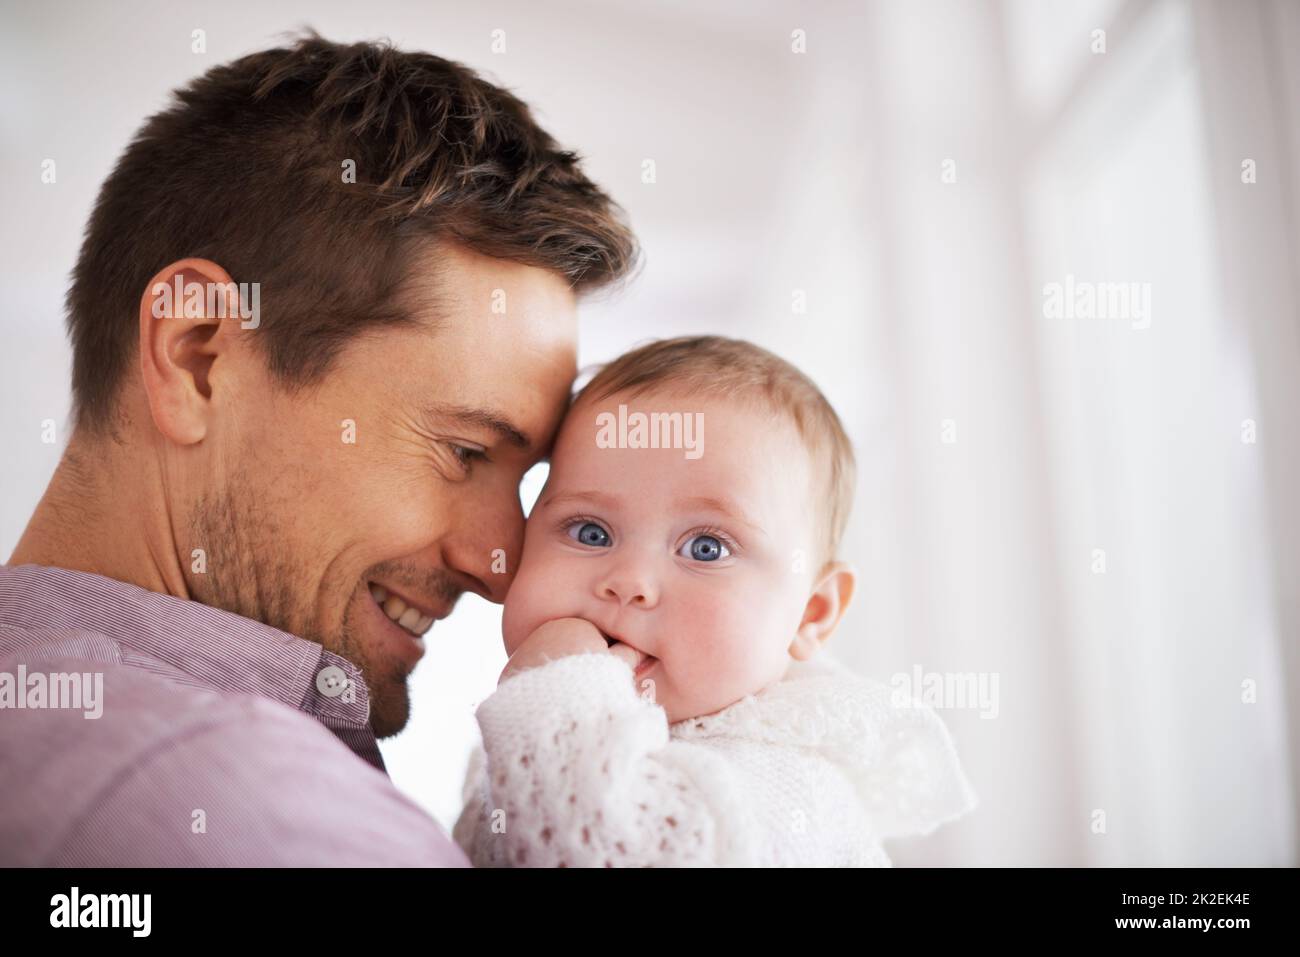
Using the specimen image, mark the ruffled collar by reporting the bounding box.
[670,653,871,747]
[669,654,979,839]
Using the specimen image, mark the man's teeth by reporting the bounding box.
[368,584,434,637]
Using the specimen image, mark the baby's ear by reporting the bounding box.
[790,562,857,660]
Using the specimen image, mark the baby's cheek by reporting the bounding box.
[676,601,755,679]
[708,591,789,675]
[710,589,767,644]
[501,563,550,650]
[502,552,579,648]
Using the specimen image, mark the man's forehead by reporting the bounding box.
[408,241,580,318]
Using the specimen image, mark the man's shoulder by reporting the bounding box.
[0,603,360,774]
[0,644,312,850]
[0,627,315,752]
[0,637,468,866]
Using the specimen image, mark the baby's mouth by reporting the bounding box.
[602,631,657,676]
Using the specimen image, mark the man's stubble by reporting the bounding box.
[187,467,413,738]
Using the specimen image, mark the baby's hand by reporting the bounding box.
[499,617,619,685]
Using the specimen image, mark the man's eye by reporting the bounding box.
[678,533,730,562]
[447,443,486,472]
[567,521,611,547]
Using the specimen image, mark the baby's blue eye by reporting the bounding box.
[679,534,729,562]
[569,521,611,547]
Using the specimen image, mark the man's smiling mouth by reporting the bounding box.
[367,583,438,638]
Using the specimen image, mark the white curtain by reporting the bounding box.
[746,0,1300,866]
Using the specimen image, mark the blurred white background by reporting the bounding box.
[2,0,1297,865]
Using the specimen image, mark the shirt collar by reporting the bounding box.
[0,562,385,772]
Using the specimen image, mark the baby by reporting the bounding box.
[453,335,977,866]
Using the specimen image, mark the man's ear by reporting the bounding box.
[789,561,857,660]
[138,258,243,445]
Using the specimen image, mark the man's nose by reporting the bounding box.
[595,558,659,609]
[444,485,526,604]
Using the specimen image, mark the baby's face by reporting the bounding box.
[502,388,823,723]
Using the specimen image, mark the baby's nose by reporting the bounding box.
[597,571,658,608]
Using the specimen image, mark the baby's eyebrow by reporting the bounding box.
[681,495,763,533]
[538,489,620,511]
[540,490,765,535]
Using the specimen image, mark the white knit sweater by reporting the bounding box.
[453,651,978,867]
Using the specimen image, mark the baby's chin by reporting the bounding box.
[665,658,798,724]
[665,695,736,726]
[660,683,747,726]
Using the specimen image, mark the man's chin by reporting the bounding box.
[334,602,415,738]
[367,677,412,739]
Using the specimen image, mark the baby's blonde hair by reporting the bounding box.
[573,336,856,572]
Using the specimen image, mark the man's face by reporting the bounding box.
[188,243,577,737]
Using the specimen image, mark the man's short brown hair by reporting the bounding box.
[574,336,857,570]
[67,32,639,434]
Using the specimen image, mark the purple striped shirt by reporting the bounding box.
[0,563,469,866]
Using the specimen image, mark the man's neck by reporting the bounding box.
[8,432,193,601]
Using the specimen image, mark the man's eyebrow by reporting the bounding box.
[420,402,531,450]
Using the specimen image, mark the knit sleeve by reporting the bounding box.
[458,652,757,867]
